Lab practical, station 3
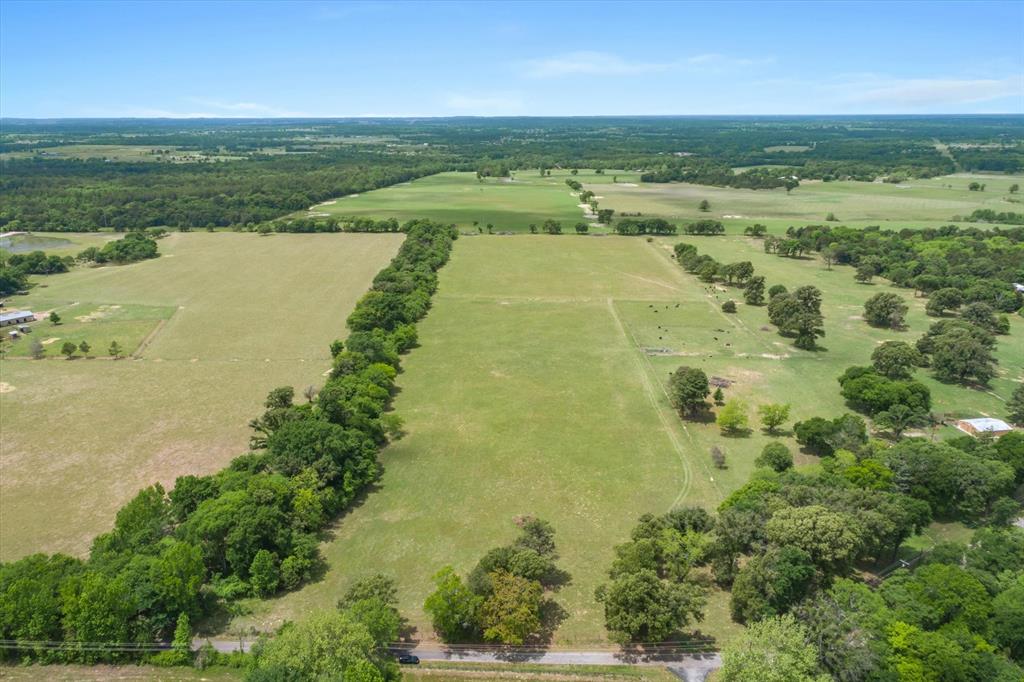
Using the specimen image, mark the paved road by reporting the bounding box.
[197,639,721,679]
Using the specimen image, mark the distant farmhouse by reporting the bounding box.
[955,417,1014,437]
[0,310,34,328]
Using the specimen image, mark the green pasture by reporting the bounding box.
[236,233,1021,647]
[0,144,169,161]
[0,232,403,560]
[0,144,244,163]
[594,172,1024,232]
[304,170,641,232]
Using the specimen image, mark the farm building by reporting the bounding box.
[0,310,34,327]
[955,417,1013,437]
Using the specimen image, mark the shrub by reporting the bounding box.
[756,442,793,472]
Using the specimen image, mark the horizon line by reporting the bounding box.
[3,113,1023,122]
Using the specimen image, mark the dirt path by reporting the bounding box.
[131,315,171,356]
[933,138,962,173]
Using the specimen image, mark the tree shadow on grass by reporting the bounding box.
[761,428,794,438]
[684,407,717,425]
[533,598,569,646]
[542,567,573,592]
[615,630,718,663]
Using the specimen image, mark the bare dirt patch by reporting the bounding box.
[0,382,14,393]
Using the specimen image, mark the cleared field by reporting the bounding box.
[595,172,1024,233]
[231,233,1020,645]
[305,170,640,232]
[0,232,403,560]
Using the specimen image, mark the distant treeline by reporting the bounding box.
[0,152,460,231]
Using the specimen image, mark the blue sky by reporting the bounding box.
[1,0,1022,117]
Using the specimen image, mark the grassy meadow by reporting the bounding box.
[231,231,1020,645]
[0,232,403,560]
[304,170,641,232]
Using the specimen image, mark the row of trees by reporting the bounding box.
[0,219,458,662]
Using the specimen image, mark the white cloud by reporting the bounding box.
[81,100,310,118]
[685,53,774,68]
[444,92,525,114]
[521,51,671,78]
[520,51,774,79]
[841,76,1023,107]
[184,98,308,117]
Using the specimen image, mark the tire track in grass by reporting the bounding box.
[606,297,725,511]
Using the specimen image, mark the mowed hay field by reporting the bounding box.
[0,232,403,560]
[592,171,1024,233]
[304,170,641,232]
[232,233,1021,645]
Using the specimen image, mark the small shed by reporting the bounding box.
[955,417,1013,437]
[0,310,34,328]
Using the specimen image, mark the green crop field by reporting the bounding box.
[0,232,403,560]
[302,170,641,232]
[230,232,1021,646]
